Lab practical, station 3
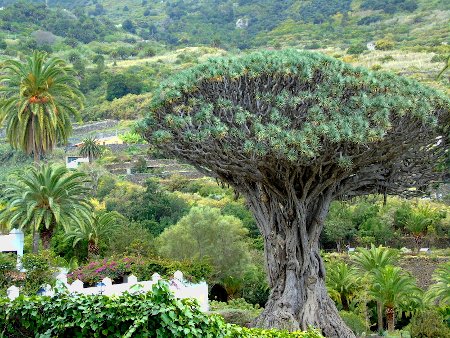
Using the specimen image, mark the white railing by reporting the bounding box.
[6,270,209,311]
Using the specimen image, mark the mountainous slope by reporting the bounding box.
[0,0,449,50]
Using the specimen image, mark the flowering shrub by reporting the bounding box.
[68,255,211,285]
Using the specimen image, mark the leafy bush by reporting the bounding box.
[347,44,366,55]
[0,253,21,296]
[0,282,325,337]
[339,311,367,336]
[409,309,450,338]
[0,251,60,297]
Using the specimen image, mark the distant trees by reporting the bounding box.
[122,19,136,34]
[0,51,84,162]
[78,137,103,163]
[361,0,418,14]
[106,73,143,101]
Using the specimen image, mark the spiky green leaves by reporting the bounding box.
[144,50,448,168]
[0,51,84,159]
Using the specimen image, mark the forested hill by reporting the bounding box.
[0,0,449,50]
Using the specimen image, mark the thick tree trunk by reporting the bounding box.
[244,184,355,338]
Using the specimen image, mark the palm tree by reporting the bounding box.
[0,51,84,162]
[326,260,360,311]
[78,136,103,163]
[427,262,450,307]
[353,245,398,332]
[65,211,121,259]
[437,55,449,79]
[370,265,422,332]
[0,164,91,253]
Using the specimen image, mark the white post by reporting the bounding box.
[7,285,20,301]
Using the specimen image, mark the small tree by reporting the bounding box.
[353,244,398,332]
[326,261,360,311]
[0,164,91,253]
[65,211,122,259]
[158,206,251,283]
[79,136,103,163]
[370,265,422,332]
[140,50,449,336]
[324,202,356,251]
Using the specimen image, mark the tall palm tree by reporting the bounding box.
[437,55,449,80]
[427,262,450,307]
[370,265,422,332]
[65,211,121,259]
[78,136,103,163]
[0,51,84,162]
[353,245,398,332]
[326,261,360,311]
[0,164,91,253]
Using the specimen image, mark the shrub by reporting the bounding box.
[375,38,395,51]
[0,282,325,337]
[339,311,367,336]
[347,44,366,55]
[409,309,450,338]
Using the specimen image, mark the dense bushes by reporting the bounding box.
[0,282,324,338]
[0,251,60,297]
[409,309,450,337]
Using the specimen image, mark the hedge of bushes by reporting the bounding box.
[0,282,324,338]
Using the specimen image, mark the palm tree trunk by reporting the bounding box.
[386,306,395,332]
[377,301,384,332]
[32,226,39,253]
[40,228,53,250]
[88,241,99,259]
[341,294,350,311]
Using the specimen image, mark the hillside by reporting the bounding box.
[0,0,449,50]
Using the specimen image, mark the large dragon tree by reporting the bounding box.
[140,50,449,337]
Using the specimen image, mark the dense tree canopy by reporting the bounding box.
[140,49,449,336]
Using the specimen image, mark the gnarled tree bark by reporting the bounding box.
[240,180,355,338]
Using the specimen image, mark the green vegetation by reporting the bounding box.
[141,48,448,336]
[0,164,91,253]
[0,0,449,336]
[0,51,83,161]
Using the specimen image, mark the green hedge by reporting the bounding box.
[0,282,324,338]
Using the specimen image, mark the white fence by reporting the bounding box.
[6,270,209,311]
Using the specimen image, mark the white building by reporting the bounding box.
[0,229,24,268]
[66,156,89,169]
